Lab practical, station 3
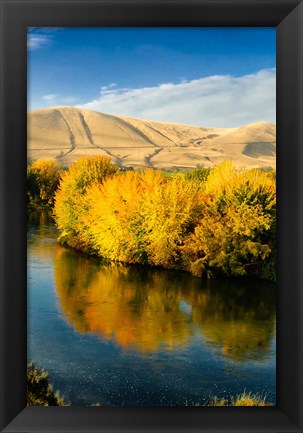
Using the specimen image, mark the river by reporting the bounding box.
[27,211,276,406]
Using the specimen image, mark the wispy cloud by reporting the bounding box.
[27,28,61,51]
[28,34,53,51]
[41,94,79,105]
[42,94,57,101]
[77,68,276,127]
[101,83,117,91]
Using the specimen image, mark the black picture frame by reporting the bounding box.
[0,0,302,432]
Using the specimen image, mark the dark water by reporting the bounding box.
[27,211,276,406]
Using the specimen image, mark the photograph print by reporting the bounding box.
[27,27,276,407]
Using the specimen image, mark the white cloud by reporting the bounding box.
[77,68,276,127]
[27,28,61,51]
[28,34,52,51]
[101,83,117,91]
[42,94,57,101]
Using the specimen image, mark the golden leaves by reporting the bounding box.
[53,159,276,280]
[27,158,62,207]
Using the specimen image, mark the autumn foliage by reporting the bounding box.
[53,156,119,250]
[27,158,62,208]
[182,161,276,279]
[53,157,276,280]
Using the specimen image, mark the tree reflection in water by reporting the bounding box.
[54,247,275,362]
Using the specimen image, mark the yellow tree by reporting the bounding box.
[183,162,276,279]
[53,156,119,250]
[82,170,165,263]
[139,174,203,268]
[27,158,62,207]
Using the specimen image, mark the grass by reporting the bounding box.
[208,391,272,406]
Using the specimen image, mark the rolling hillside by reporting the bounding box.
[28,107,276,169]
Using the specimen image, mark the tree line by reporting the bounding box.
[27,156,276,280]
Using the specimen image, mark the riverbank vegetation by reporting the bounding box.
[27,156,276,281]
[27,158,63,209]
[27,362,272,406]
[51,156,275,281]
[208,391,272,406]
[27,363,65,406]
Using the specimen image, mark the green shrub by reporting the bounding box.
[183,167,211,182]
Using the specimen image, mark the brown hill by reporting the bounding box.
[28,107,276,169]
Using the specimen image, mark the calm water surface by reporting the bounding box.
[27,211,276,406]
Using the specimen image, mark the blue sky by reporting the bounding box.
[28,27,276,127]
